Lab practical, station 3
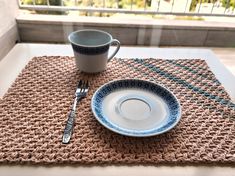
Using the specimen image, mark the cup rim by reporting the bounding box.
[68,29,113,48]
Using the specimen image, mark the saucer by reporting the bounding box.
[91,79,181,137]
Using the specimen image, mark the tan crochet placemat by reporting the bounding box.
[0,56,234,165]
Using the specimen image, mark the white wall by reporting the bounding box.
[0,0,19,60]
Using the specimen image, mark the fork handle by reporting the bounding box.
[62,110,76,144]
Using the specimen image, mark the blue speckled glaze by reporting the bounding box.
[91,79,181,137]
[68,29,112,55]
[71,43,109,55]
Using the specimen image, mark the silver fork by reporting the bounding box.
[62,80,89,144]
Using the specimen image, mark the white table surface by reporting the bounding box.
[0,43,235,176]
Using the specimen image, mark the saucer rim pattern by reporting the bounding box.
[91,79,181,137]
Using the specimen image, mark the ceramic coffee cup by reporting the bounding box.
[68,29,120,73]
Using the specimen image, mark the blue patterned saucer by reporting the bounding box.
[91,79,181,137]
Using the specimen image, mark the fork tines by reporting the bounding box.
[76,80,89,95]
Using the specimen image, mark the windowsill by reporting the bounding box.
[16,14,235,47]
[16,14,235,30]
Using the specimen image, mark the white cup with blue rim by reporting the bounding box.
[68,29,120,73]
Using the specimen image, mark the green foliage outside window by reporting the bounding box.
[21,0,66,14]
[22,0,63,5]
[221,0,235,10]
[21,0,153,9]
[190,0,235,11]
[21,0,235,14]
[189,0,217,11]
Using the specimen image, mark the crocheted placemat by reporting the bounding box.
[0,56,234,165]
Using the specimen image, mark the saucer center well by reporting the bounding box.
[120,98,151,121]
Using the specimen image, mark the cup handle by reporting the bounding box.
[107,39,120,62]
